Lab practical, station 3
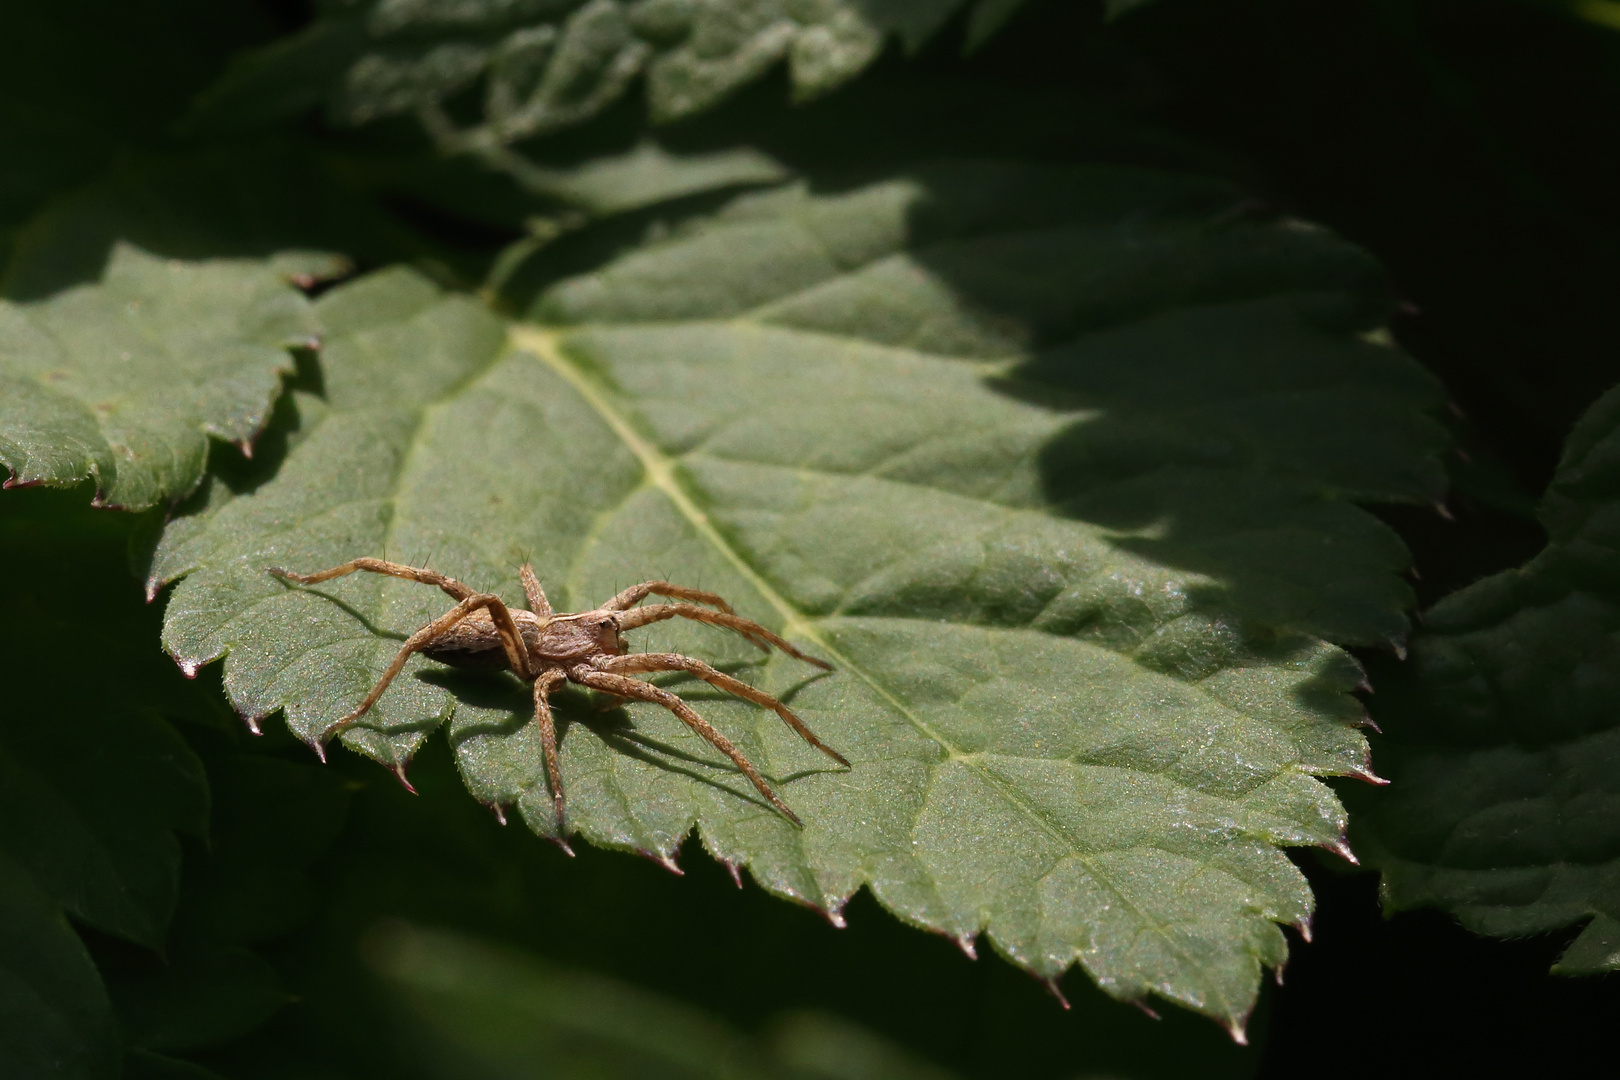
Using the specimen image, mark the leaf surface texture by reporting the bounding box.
[157,162,1446,1030]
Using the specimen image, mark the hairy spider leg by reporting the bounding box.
[599,653,848,768]
[519,562,553,617]
[270,559,534,679]
[270,557,476,602]
[601,580,736,614]
[531,669,568,833]
[570,669,803,825]
[316,592,535,745]
[616,604,832,670]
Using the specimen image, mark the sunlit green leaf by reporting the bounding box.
[1353,382,1620,975]
[155,162,1445,1033]
[0,245,337,510]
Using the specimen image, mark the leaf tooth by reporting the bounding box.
[952,932,978,960]
[486,802,509,826]
[1323,836,1359,865]
[391,759,418,794]
[1293,916,1314,944]
[1129,998,1160,1022]
[723,859,744,889]
[1344,761,1390,786]
[1222,1014,1251,1046]
[1042,978,1071,1010]
[639,849,683,876]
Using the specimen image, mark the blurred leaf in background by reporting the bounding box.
[1354,383,1620,975]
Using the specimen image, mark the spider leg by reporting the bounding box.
[519,562,553,617]
[615,604,832,670]
[269,557,477,602]
[600,581,735,613]
[531,669,568,833]
[318,592,532,745]
[599,653,848,768]
[570,669,803,826]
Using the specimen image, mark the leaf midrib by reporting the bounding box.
[508,322,1238,1013]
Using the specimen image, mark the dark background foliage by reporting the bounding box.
[4,0,1620,1076]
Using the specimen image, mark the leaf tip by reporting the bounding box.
[1294,917,1314,944]
[1324,837,1360,866]
[1347,763,1391,786]
[392,760,418,794]
[1223,1017,1251,1046]
[177,657,202,679]
[1043,978,1071,1010]
[308,739,328,765]
[640,850,683,876]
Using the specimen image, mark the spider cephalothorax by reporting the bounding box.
[268,558,846,828]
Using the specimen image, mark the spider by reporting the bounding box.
[267,558,847,828]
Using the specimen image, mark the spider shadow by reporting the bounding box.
[420,667,831,814]
[268,578,410,642]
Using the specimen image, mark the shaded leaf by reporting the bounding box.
[0,852,120,1080]
[0,245,335,510]
[367,920,778,1079]
[1353,382,1620,974]
[0,491,217,1079]
[366,920,968,1079]
[156,161,1445,1032]
[111,946,283,1054]
[192,0,991,141]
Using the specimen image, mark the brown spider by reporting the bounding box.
[267,558,847,828]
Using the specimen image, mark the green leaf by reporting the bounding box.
[155,162,1445,1033]
[1352,381,1620,975]
[366,920,776,1079]
[367,920,960,1080]
[192,0,985,140]
[0,244,335,510]
[0,490,215,1079]
[0,711,208,948]
[0,852,120,1080]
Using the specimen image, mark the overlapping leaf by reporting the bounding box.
[192,0,1004,141]
[0,493,212,1079]
[156,162,1446,1033]
[1353,383,1620,974]
[0,245,338,510]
